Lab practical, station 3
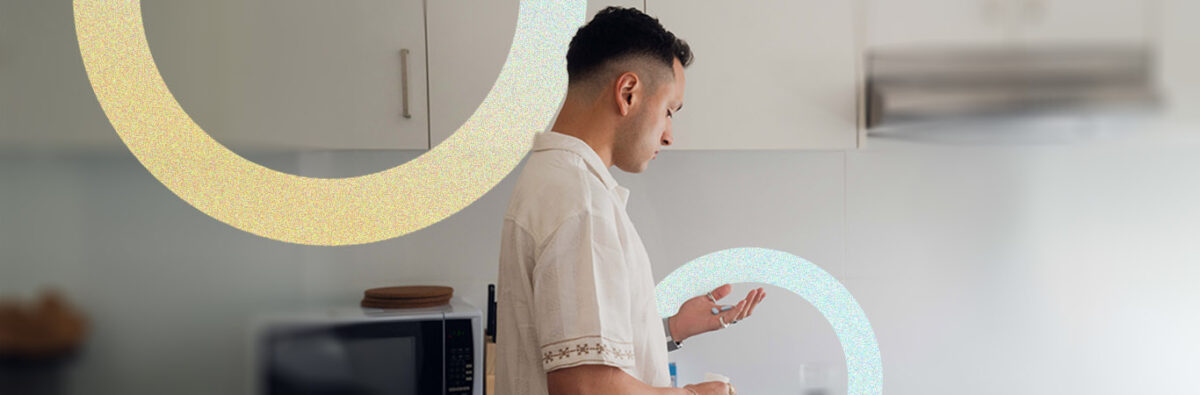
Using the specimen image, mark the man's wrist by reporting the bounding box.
[663,317,681,351]
[667,315,688,343]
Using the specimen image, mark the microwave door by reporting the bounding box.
[265,320,443,395]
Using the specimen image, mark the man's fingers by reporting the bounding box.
[736,288,764,321]
[734,289,756,320]
[744,288,759,304]
[709,284,732,301]
[715,302,737,328]
[746,288,765,318]
[720,300,746,327]
[707,286,767,325]
[729,288,748,319]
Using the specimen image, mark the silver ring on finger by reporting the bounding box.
[706,292,717,303]
[718,315,729,329]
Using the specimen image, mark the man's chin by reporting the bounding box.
[615,161,650,174]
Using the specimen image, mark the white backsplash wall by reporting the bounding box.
[843,137,1200,394]
[615,150,849,394]
[6,136,1200,394]
[0,148,513,394]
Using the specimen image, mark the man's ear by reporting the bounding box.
[614,71,640,117]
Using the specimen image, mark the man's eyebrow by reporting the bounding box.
[675,103,684,112]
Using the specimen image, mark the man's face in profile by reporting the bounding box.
[614,57,686,174]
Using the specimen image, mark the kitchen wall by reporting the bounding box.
[630,131,1200,394]
[5,1,1200,394]
[5,132,1200,394]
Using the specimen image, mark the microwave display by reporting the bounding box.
[445,319,475,393]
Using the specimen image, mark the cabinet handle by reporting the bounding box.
[400,48,412,119]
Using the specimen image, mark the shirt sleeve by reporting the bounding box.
[532,210,636,373]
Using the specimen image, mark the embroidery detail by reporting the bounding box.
[541,338,635,366]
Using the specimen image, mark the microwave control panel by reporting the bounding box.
[445,318,474,394]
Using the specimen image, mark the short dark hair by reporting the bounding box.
[566,7,693,87]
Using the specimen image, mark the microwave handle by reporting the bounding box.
[486,284,497,339]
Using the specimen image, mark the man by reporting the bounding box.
[496,7,766,395]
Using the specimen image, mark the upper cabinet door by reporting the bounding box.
[216,0,429,150]
[1011,0,1151,44]
[866,0,1012,47]
[646,0,859,150]
[426,1,643,148]
[866,0,1152,48]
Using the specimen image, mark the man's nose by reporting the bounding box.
[661,128,673,146]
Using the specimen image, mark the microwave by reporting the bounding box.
[252,299,482,395]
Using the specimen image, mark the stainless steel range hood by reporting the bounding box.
[865,44,1159,137]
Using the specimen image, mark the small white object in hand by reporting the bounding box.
[704,373,736,395]
[704,372,730,383]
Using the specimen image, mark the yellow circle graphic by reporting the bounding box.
[73,0,583,246]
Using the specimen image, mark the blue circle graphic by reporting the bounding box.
[656,247,883,394]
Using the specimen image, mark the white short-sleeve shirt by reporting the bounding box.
[495,131,669,394]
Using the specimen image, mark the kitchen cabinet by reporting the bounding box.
[142,0,430,152]
[1010,0,1151,44]
[427,1,643,148]
[865,0,1010,47]
[865,0,1153,48]
[644,0,860,150]
[14,1,865,152]
[214,0,430,150]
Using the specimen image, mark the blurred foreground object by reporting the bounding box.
[866,44,1159,142]
[0,289,89,395]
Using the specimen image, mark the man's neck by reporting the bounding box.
[551,96,615,168]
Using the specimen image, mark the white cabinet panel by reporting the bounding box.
[218,0,429,150]
[866,0,1011,47]
[1012,0,1151,44]
[866,0,1152,48]
[646,0,858,150]
[427,1,642,148]
[426,0,518,149]
[4,0,429,152]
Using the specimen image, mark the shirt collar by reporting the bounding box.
[532,131,630,204]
